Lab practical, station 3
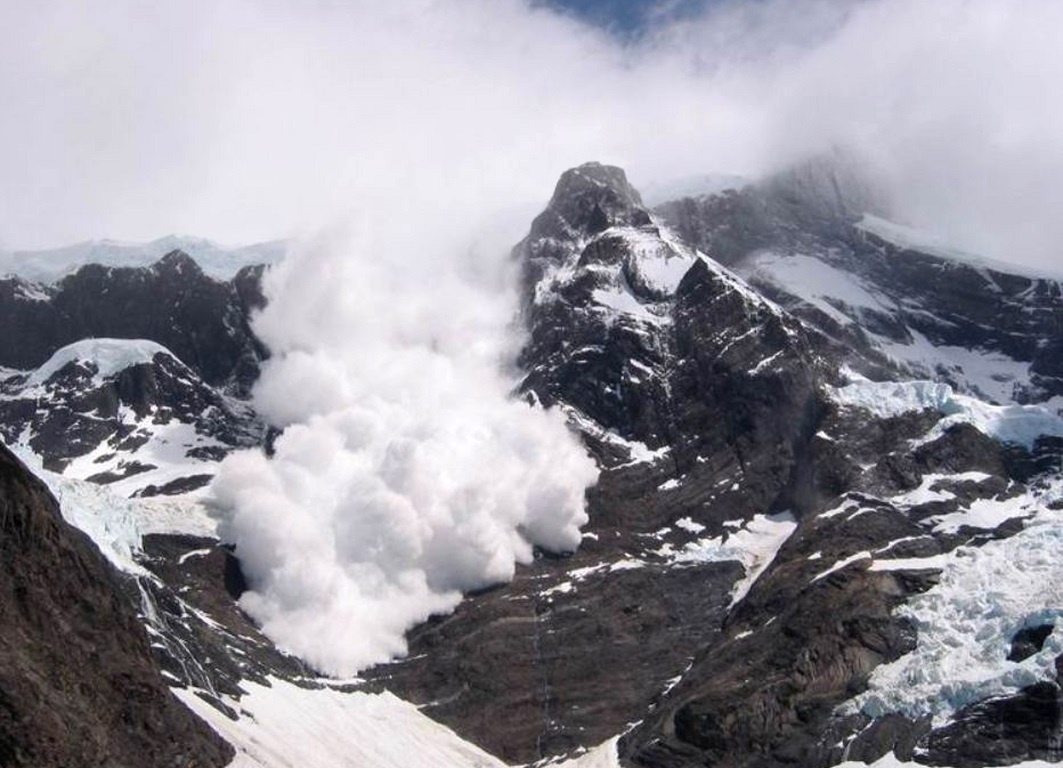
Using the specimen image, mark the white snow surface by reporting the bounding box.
[25,338,176,387]
[657,512,797,605]
[857,214,1063,282]
[830,376,1063,449]
[874,328,1032,406]
[134,496,220,537]
[175,677,507,768]
[846,477,1063,725]
[747,250,888,325]
[0,235,286,284]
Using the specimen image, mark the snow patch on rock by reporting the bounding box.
[656,512,797,605]
[26,338,178,388]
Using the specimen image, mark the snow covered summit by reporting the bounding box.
[0,235,286,284]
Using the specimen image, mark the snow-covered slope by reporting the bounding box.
[0,338,263,498]
[176,678,508,768]
[850,483,1063,724]
[856,214,1063,282]
[10,446,145,573]
[25,338,174,386]
[0,236,286,283]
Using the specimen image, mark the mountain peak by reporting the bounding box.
[538,162,650,240]
[153,249,204,277]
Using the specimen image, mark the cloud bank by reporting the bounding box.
[3,0,1062,269]
[6,0,1062,674]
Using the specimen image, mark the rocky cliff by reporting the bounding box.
[0,251,267,397]
[0,442,233,767]
[361,162,1063,767]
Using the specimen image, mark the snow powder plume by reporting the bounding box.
[211,217,599,676]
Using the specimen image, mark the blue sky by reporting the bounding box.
[541,0,713,36]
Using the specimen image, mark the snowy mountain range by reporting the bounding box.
[0,158,1060,768]
[0,235,286,284]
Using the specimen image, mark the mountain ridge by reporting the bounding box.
[0,160,1060,767]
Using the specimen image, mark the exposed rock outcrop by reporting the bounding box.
[0,251,268,397]
[0,443,232,767]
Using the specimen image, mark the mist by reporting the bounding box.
[2,0,1059,268]
[5,0,1062,674]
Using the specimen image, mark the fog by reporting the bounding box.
[3,0,1059,268]
[4,0,1061,674]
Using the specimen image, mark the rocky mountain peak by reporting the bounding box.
[0,252,267,397]
[531,161,651,243]
[0,337,262,493]
[152,249,204,277]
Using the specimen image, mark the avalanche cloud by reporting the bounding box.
[211,218,598,676]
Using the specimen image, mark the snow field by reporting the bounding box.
[174,678,506,768]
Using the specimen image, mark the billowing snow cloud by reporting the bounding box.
[211,215,598,675]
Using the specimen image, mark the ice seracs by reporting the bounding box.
[847,476,1063,725]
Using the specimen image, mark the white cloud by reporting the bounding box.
[3,0,1061,267]
[211,216,598,676]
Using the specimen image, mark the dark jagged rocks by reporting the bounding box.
[0,250,268,397]
[359,161,1063,767]
[0,344,263,492]
[0,443,232,768]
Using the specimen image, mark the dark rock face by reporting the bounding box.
[362,456,743,764]
[1009,624,1055,663]
[136,534,311,710]
[922,677,1063,766]
[628,568,932,768]
[654,159,1063,405]
[0,443,232,767]
[0,251,268,397]
[356,162,1063,767]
